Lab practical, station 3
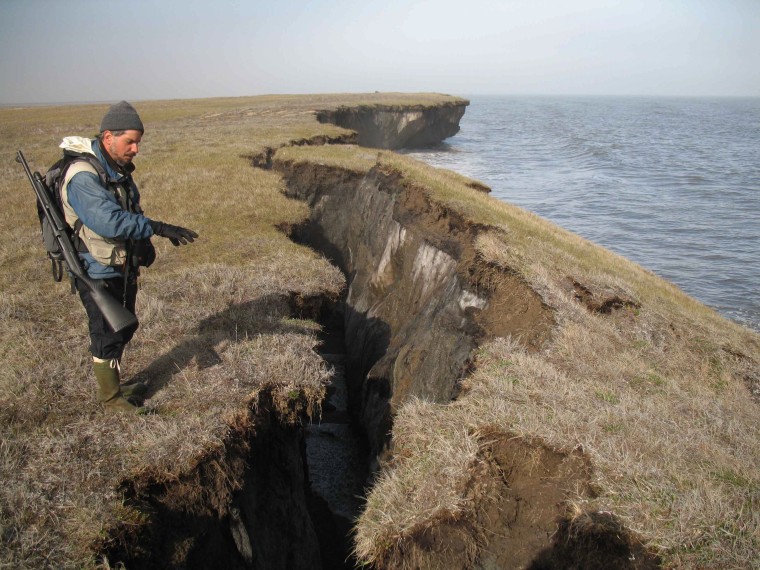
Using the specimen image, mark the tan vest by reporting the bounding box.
[61,161,130,267]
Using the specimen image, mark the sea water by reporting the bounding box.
[402,96,760,332]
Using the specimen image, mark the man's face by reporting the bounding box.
[103,130,142,166]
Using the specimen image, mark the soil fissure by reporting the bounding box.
[272,151,661,569]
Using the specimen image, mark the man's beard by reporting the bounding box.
[110,144,133,167]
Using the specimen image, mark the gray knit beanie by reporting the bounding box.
[100,100,144,133]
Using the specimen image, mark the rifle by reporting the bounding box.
[16,150,138,334]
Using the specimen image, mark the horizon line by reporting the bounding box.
[2,91,759,109]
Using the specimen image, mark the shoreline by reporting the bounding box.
[1,93,758,569]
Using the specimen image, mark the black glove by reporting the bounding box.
[149,221,198,246]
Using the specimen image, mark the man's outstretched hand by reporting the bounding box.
[149,221,198,246]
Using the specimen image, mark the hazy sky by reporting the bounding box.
[2,0,758,104]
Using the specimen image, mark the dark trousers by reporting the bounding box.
[75,275,139,360]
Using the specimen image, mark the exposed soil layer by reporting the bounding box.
[477,434,596,569]
[103,392,322,569]
[569,278,641,315]
[97,102,662,569]
[370,432,660,570]
[273,153,666,569]
[482,434,660,570]
[316,102,469,149]
[275,159,554,463]
[99,293,340,570]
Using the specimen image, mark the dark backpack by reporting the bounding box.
[39,150,107,281]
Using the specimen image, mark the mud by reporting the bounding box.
[570,279,641,315]
[480,435,659,570]
[371,433,660,570]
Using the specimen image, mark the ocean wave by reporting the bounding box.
[405,96,760,331]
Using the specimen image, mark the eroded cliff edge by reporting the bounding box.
[96,96,478,569]
[316,99,468,149]
[270,147,657,569]
[113,96,760,570]
[4,94,758,570]
[267,137,760,569]
[275,158,553,463]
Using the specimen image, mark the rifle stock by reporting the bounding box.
[16,150,138,334]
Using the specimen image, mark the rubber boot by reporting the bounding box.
[92,357,142,413]
[97,358,147,399]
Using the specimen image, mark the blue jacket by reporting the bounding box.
[64,138,154,279]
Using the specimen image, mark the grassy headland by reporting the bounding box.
[1,93,758,568]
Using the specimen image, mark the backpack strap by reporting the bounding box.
[59,153,109,198]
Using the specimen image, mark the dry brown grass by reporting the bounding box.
[348,154,760,568]
[275,143,380,174]
[0,93,462,568]
[253,139,760,567]
[3,93,759,569]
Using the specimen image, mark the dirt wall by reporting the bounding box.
[275,159,554,463]
[101,391,324,570]
[316,102,468,149]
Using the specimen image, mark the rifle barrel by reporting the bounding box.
[17,150,137,333]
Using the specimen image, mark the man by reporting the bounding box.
[60,100,198,412]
